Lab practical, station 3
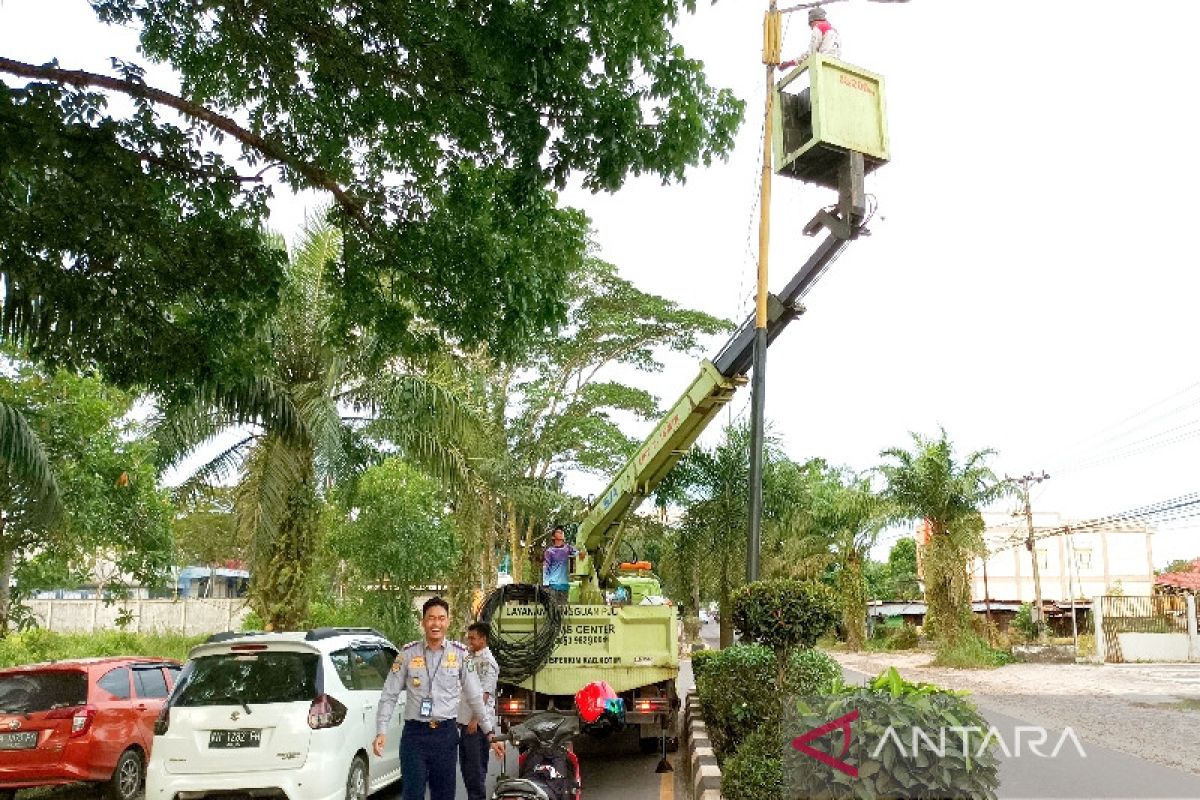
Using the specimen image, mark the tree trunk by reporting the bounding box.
[506,501,524,583]
[718,559,733,648]
[250,472,319,631]
[0,516,13,638]
[840,551,867,651]
[922,528,970,644]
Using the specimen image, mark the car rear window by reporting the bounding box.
[0,670,88,713]
[175,651,320,707]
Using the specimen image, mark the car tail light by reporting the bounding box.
[633,697,669,714]
[59,705,96,736]
[154,705,170,735]
[307,694,347,729]
[499,696,527,716]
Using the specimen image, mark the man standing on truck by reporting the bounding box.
[542,525,582,598]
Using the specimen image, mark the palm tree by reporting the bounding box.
[156,217,484,630]
[789,463,890,650]
[0,398,64,633]
[877,429,1011,644]
[664,422,794,648]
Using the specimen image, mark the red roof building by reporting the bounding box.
[1155,559,1200,593]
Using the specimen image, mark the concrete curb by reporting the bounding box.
[683,689,722,799]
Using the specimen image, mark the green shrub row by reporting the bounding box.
[721,667,1001,800]
[0,629,205,668]
[695,644,840,760]
[933,633,1013,668]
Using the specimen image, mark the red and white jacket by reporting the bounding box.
[780,21,841,69]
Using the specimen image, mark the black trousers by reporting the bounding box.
[459,724,490,800]
[402,720,459,800]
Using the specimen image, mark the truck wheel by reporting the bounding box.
[666,736,679,753]
[346,755,368,800]
[106,748,143,800]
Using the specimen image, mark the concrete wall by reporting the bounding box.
[1114,632,1199,662]
[1095,594,1200,663]
[27,599,252,636]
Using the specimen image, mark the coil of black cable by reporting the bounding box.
[479,583,565,684]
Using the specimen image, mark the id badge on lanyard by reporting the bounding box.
[420,697,433,719]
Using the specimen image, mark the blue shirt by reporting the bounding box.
[542,544,577,585]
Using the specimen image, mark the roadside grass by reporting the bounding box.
[932,633,1013,669]
[0,628,204,667]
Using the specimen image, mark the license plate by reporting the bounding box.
[208,729,262,748]
[0,731,38,750]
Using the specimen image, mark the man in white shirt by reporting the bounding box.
[779,7,841,71]
[458,621,501,800]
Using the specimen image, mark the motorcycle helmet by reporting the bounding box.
[574,680,625,734]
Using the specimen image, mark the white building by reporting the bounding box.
[967,511,1155,602]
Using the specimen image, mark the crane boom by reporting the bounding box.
[577,224,857,585]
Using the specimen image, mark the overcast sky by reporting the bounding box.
[3,0,1198,567]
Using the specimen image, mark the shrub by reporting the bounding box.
[690,648,720,682]
[721,727,784,800]
[695,645,840,758]
[884,625,918,650]
[782,648,840,696]
[1012,602,1042,641]
[933,633,1013,668]
[0,629,203,668]
[733,579,838,653]
[784,667,1000,799]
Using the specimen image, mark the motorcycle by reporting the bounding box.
[491,711,581,800]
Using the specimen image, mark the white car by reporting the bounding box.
[146,627,404,800]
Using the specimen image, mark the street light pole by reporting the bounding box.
[747,0,907,582]
[747,1,781,583]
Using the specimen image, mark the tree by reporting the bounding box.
[325,458,459,646]
[1,2,742,391]
[425,254,730,594]
[877,430,1011,644]
[1163,558,1200,574]
[500,256,730,574]
[659,422,797,647]
[887,537,921,600]
[0,358,172,634]
[157,218,483,630]
[796,464,890,650]
[171,488,246,569]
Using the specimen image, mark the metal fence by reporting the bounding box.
[1100,595,1189,634]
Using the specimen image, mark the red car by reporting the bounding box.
[0,657,181,800]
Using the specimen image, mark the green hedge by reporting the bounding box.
[732,579,838,652]
[695,644,840,759]
[722,667,1000,800]
[690,648,720,682]
[721,727,785,800]
[0,629,204,668]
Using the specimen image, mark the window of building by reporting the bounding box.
[1073,548,1093,571]
[1036,548,1050,570]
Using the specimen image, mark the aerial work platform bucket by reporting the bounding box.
[772,54,889,189]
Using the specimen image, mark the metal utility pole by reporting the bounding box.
[1064,525,1080,657]
[748,0,782,582]
[1009,471,1051,638]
